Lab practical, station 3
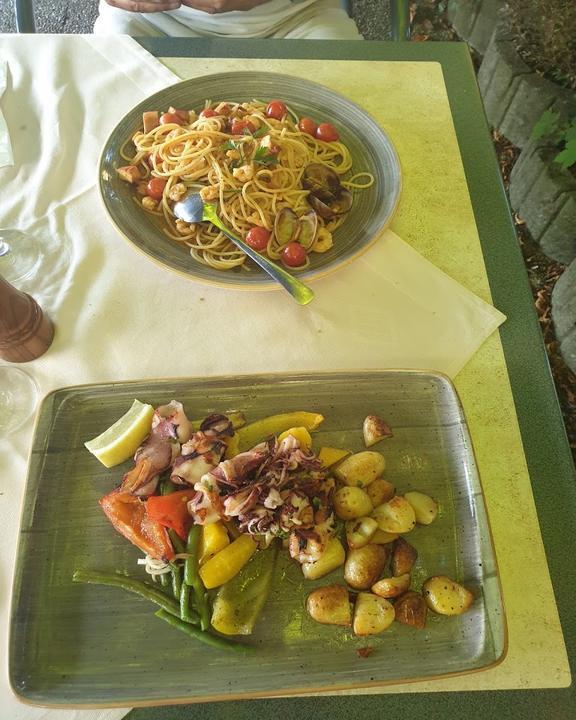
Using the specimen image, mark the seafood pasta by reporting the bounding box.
[116,99,374,271]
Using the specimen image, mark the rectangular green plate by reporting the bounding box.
[9,370,506,707]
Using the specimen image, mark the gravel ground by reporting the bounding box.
[0,0,388,35]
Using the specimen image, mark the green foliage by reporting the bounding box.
[531,111,576,170]
[504,0,576,91]
[555,140,576,171]
[532,109,561,141]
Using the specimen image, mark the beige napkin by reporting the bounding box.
[0,34,505,717]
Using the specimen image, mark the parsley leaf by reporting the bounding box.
[253,146,278,167]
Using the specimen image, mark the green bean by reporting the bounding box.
[179,582,196,624]
[160,572,169,587]
[171,563,182,600]
[184,525,211,631]
[160,477,177,495]
[72,569,182,618]
[154,610,255,653]
[168,528,186,555]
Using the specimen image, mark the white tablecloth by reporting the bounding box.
[0,35,505,720]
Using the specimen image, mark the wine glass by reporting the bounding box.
[0,228,43,285]
[0,366,39,437]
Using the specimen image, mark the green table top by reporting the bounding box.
[132,38,576,719]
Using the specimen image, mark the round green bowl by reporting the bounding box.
[99,72,401,290]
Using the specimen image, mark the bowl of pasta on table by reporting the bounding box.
[99,72,401,290]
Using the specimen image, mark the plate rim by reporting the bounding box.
[98,71,402,290]
[10,368,508,707]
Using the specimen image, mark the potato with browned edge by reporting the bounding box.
[422,576,474,615]
[307,584,352,626]
[405,491,439,525]
[345,517,378,549]
[372,572,411,599]
[367,478,396,507]
[391,537,418,576]
[394,590,428,629]
[333,486,373,520]
[334,451,385,488]
[344,544,389,590]
[372,495,416,534]
[353,592,395,635]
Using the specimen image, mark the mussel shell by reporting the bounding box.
[308,189,353,220]
[296,210,318,249]
[274,207,300,245]
[302,163,342,203]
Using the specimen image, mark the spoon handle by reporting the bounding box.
[207,212,314,306]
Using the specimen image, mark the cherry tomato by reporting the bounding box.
[281,242,307,267]
[315,123,339,142]
[146,177,167,201]
[266,100,287,120]
[230,118,256,135]
[160,112,184,126]
[245,226,271,251]
[298,117,318,136]
[199,108,217,118]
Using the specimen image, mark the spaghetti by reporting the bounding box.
[117,99,374,272]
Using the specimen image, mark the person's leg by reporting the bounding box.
[93,0,204,35]
[278,1,361,39]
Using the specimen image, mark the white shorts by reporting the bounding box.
[94,0,362,39]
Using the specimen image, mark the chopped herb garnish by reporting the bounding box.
[253,146,278,167]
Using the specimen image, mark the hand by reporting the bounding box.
[181,0,270,13]
[104,0,181,12]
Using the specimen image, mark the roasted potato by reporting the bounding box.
[371,572,411,598]
[422,576,474,615]
[307,584,351,626]
[405,491,438,525]
[353,592,395,636]
[370,528,399,544]
[345,517,378,549]
[391,537,418,576]
[333,486,373,520]
[372,496,416,534]
[301,537,346,580]
[363,414,393,447]
[344,544,389,590]
[333,451,386,488]
[394,590,428,628]
[367,478,396,507]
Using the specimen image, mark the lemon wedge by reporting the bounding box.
[84,399,154,468]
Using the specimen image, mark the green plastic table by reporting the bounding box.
[129,38,576,719]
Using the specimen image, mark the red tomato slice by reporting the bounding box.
[245,226,271,251]
[199,108,217,118]
[315,123,340,142]
[298,117,318,136]
[266,100,287,120]
[146,490,195,541]
[281,242,308,267]
[99,489,174,561]
[146,177,167,201]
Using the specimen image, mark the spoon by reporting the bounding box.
[173,193,314,305]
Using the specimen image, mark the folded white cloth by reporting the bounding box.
[0,34,505,719]
[0,59,14,167]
